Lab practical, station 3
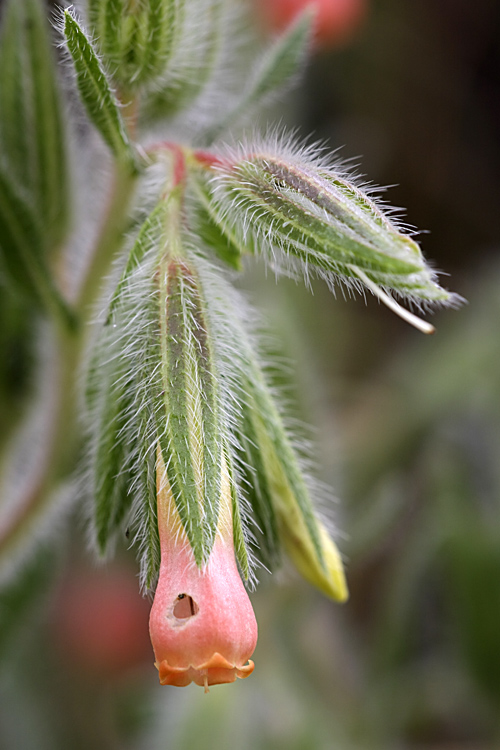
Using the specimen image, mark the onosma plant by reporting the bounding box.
[0,0,459,689]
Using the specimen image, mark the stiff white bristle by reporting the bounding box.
[353,267,435,334]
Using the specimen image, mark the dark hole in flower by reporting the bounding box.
[173,593,199,619]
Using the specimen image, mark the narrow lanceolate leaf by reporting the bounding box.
[86,198,171,561]
[0,167,75,329]
[120,0,181,87]
[141,0,222,121]
[157,257,222,566]
[189,175,248,269]
[207,271,347,599]
[244,10,312,106]
[88,345,134,555]
[108,200,170,317]
[25,0,69,247]
[226,446,250,579]
[90,0,181,88]
[0,0,70,249]
[237,402,281,569]
[240,359,347,601]
[204,10,312,143]
[63,9,136,167]
[0,0,31,187]
[139,443,161,590]
[210,140,460,331]
[87,0,126,66]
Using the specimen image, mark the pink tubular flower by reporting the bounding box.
[149,458,258,691]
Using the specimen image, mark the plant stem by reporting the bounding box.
[77,162,137,320]
[0,330,78,564]
[0,162,138,567]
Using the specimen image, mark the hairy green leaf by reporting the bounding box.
[89,351,134,555]
[0,283,35,455]
[141,0,223,121]
[226,445,250,580]
[108,200,169,317]
[86,200,169,561]
[237,403,281,570]
[0,0,70,249]
[140,443,161,591]
[26,0,69,248]
[189,175,247,269]
[126,0,180,86]
[63,9,136,166]
[0,167,75,329]
[88,0,126,66]
[201,270,347,597]
[204,9,312,143]
[158,257,221,566]
[237,10,312,111]
[0,0,31,187]
[90,0,181,89]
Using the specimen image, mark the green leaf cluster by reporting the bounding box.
[0,0,461,607]
[85,195,247,588]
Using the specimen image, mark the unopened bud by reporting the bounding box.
[210,141,460,329]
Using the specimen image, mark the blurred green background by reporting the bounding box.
[1,0,500,747]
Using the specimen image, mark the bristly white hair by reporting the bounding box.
[183,222,346,570]
[206,127,464,324]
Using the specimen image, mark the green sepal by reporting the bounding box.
[63,9,137,168]
[225,445,250,580]
[238,358,348,600]
[189,176,247,269]
[245,368,325,571]
[0,167,76,330]
[0,0,70,250]
[236,399,281,570]
[138,430,161,591]
[204,9,312,144]
[108,200,169,318]
[157,255,222,567]
[88,345,134,555]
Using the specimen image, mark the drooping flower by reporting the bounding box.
[150,453,258,690]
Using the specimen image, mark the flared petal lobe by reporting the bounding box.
[149,459,258,689]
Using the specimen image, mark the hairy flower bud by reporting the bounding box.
[205,137,461,331]
[150,453,257,690]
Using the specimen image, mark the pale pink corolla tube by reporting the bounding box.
[149,459,258,691]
